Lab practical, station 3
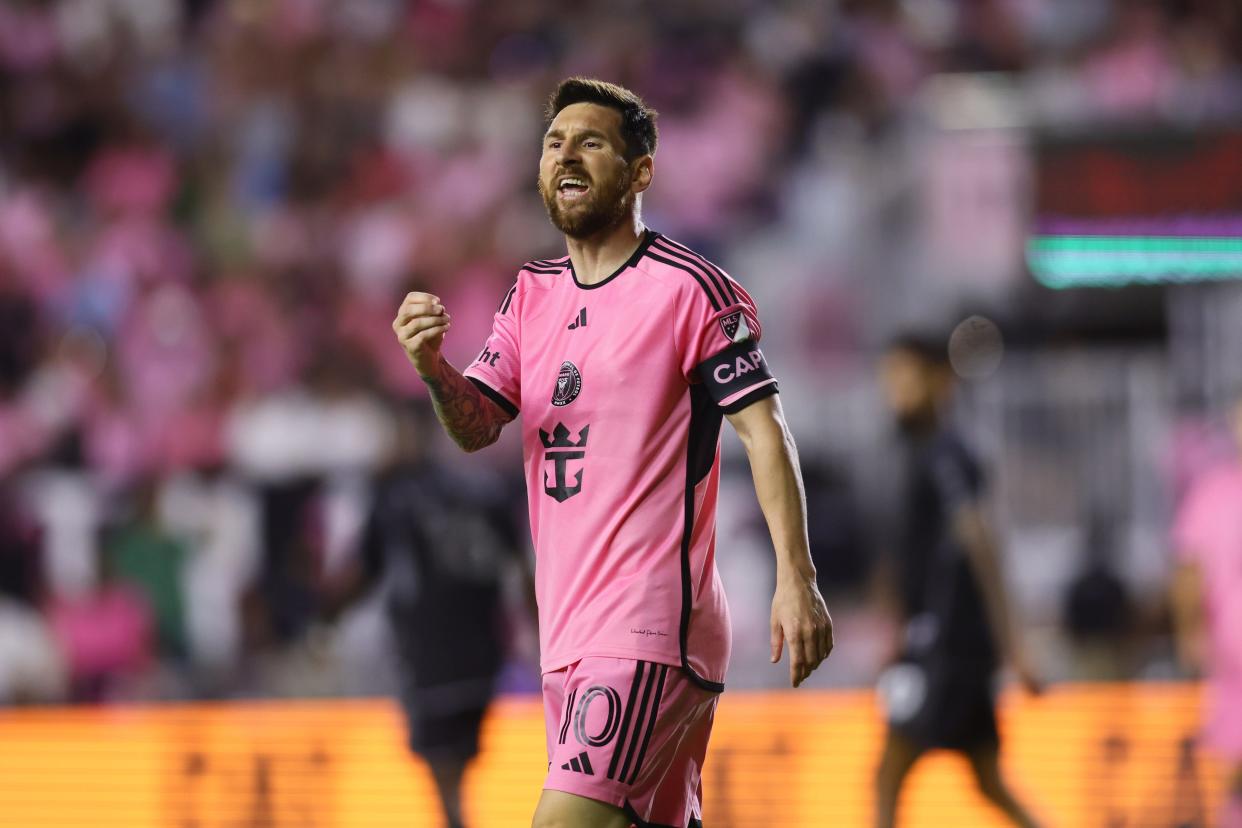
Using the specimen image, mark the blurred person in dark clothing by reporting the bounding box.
[1062,514,1134,681]
[874,333,1043,828]
[327,401,532,828]
[1172,391,1242,828]
[0,485,64,703]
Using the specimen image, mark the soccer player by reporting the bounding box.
[1172,391,1242,828]
[326,402,530,828]
[392,78,833,828]
[874,334,1043,828]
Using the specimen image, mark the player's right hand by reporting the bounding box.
[393,291,452,378]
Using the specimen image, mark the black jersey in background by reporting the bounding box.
[361,459,524,739]
[897,427,998,673]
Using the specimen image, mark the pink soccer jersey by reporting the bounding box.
[463,231,777,690]
[1174,461,1242,757]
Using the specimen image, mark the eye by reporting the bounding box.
[584,140,601,149]
[546,140,561,149]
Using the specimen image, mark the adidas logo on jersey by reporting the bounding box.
[561,751,594,775]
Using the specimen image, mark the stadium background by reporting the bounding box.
[0,0,1238,825]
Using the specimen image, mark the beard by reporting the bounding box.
[539,167,634,239]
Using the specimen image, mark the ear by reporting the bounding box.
[630,155,654,194]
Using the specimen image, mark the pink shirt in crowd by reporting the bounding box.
[465,231,778,691]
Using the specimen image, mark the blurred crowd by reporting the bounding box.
[0,0,1239,704]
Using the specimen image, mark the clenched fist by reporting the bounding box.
[393,292,452,378]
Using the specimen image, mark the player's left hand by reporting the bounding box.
[770,570,833,688]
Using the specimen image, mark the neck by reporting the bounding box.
[565,213,646,286]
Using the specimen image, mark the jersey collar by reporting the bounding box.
[568,229,659,290]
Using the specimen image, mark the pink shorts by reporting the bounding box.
[542,657,718,827]
[1205,678,1242,760]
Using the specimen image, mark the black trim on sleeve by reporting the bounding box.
[696,340,776,408]
[720,381,778,415]
[467,377,519,418]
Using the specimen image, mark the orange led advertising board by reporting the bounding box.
[0,683,1223,827]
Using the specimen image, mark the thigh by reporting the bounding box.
[531,789,630,828]
[543,657,717,827]
[891,663,999,752]
[542,667,570,764]
[877,728,925,779]
[407,705,488,762]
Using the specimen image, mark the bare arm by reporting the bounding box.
[392,291,514,453]
[954,505,1042,693]
[727,395,833,687]
[422,355,513,452]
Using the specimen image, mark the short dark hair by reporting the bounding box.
[546,77,658,160]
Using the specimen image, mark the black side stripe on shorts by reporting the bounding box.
[626,664,668,784]
[650,239,731,309]
[558,687,577,745]
[645,252,721,313]
[607,661,647,780]
[617,663,659,784]
[658,236,741,304]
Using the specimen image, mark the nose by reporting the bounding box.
[553,141,581,167]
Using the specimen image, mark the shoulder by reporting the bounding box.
[500,256,571,311]
[520,254,571,276]
[518,256,571,287]
[639,233,743,312]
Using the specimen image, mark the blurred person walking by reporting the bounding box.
[874,334,1044,828]
[1172,391,1242,828]
[326,401,531,828]
[393,78,832,828]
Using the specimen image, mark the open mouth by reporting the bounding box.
[556,176,590,202]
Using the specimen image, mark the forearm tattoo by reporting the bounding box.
[422,358,509,452]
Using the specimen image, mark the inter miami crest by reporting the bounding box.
[552,360,582,407]
[719,311,750,343]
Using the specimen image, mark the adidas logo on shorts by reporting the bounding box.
[560,751,594,776]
